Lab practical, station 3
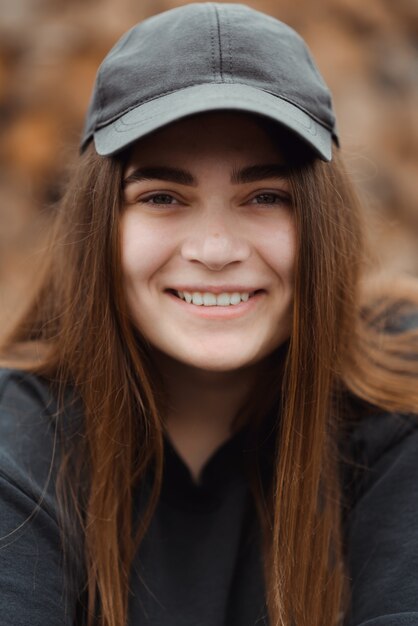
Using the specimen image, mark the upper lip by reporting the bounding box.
[166,285,264,294]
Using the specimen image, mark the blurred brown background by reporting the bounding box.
[1,0,418,335]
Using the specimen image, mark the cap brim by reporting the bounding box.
[93,83,333,161]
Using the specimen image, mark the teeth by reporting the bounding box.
[176,290,253,306]
[216,293,232,306]
[202,293,217,306]
[192,292,203,305]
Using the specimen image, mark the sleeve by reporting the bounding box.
[0,369,82,625]
[343,412,418,626]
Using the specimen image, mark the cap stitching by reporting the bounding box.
[110,94,324,142]
[209,8,216,81]
[228,13,232,80]
[222,5,233,82]
[113,100,316,137]
[213,4,224,82]
[93,82,335,134]
[96,63,104,126]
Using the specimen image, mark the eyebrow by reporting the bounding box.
[122,164,291,188]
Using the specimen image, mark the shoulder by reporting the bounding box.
[0,366,58,415]
[0,366,82,435]
[341,409,418,511]
[0,368,85,624]
[342,410,418,624]
[0,368,81,519]
[343,408,418,468]
[0,367,59,461]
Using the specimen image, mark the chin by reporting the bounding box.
[177,348,264,372]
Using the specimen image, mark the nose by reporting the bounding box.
[180,208,251,270]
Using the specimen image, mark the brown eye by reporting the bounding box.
[253,192,290,205]
[139,193,178,205]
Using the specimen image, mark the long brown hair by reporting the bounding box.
[1,135,418,626]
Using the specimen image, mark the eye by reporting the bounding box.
[138,193,179,205]
[252,192,291,205]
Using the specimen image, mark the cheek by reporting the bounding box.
[262,220,296,286]
[120,212,174,292]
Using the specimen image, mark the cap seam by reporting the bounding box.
[94,59,104,129]
[222,4,233,82]
[209,4,217,82]
[94,82,335,134]
[228,10,233,80]
[212,4,224,82]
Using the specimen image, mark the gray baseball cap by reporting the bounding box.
[81,2,339,161]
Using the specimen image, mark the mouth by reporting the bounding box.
[163,288,266,319]
[165,288,264,304]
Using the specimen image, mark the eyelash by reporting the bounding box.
[137,192,291,207]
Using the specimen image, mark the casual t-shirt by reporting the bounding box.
[1,367,418,625]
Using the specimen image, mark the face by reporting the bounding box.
[120,111,296,373]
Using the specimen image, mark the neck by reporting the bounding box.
[145,344,286,483]
[151,349,259,434]
[149,349,266,483]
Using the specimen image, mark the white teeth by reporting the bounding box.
[192,292,203,305]
[202,292,217,306]
[176,290,254,306]
[216,293,231,306]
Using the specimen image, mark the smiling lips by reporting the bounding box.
[166,288,264,307]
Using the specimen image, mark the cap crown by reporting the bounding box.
[82,3,337,148]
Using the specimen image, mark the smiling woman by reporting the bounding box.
[119,112,297,478]
[1,4,418,626]
[120,112,295,380]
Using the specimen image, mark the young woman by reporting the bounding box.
[1,4,418,626]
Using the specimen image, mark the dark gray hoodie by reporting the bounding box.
[1,367,418,625]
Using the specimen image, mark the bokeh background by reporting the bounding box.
[1,0,418,335]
